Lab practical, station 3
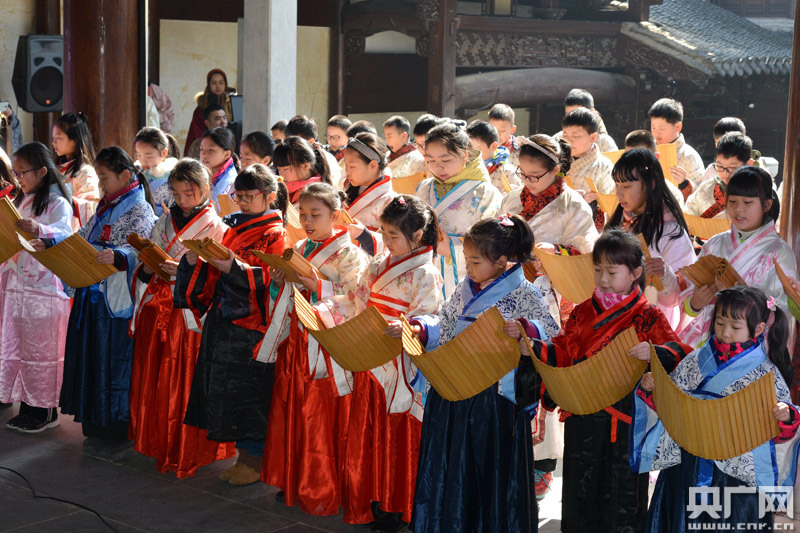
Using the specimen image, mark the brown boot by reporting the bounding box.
[219,461,244,481]
[228,464,261,486]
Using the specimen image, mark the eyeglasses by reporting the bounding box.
[230,191,263,204]
[326,134,343,142]
[12,168,36,178]
[713,162,742,175]
[515,167,550,183]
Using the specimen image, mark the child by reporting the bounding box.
[685,132,753,219]
[623,129,686,208]
[342,195,443,529]
[134,127,179,217]
[679,166,796,348]
[273,136,332,205]
[52,112,99,230]
[487,103,520,166]
[607,148,695,330]
[648,98,705,194]
[1,143,73,433]
[633,286,800,532]
[700,117,747,183]
[383,115,425,179]
[176,164,288,486]
[523,229,691,532]
[466,119,521,191]
[326,114,352,164]
[285,115,343,189]
[342,133,396,256]
[553,88,618,152]
[199,127,240,213]
[409,216,560,533]
[261,183,369,515]
[271,119,288,144]
[60,146,157,441]
[128,158,233,478]
[412,114,444,158]
[239,131,275,169]
[414,122,502,298]
[0,155,19,199]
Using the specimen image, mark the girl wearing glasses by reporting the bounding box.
[1,142,72,433]
[174,164,288,486]
[129,158,233,478]
[343,132,396,256]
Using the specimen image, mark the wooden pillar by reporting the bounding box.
[780,2,800,255]
[34,0,60,147]
[427,0,458,117]
[63,0,140,150]
[328,0,346,118]
[148,0,159,85]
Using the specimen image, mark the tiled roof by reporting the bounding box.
[620,0,793,77]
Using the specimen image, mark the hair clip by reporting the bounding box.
[396,196,406,206]
[498,214,514,227]
[766,296,776,311]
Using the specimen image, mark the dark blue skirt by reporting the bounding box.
[60,285,134,427]
[410,385,536,533]
[646,449,774,532]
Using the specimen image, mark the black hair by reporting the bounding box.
[726,166,780,224]
[624,130,657,152]
[134,126,169,154]
[345,132,387,173]
[466,120,499,147]
[713,117,746,139]
[53,112,96,171]
[518,133,571,174]
[165,134,181,159]
[424,122,471,158]
[200,127,240,172]
[711,286,792,385]
[648,98,684,124]
[488,103,515,124]
[298,181,347,214]
[564,88,594,109]
[561,108,599,134]
[285,114,319,141]
[271,119,288,133]
[13,142,71,217]
[94,146,153,206]
[327,115,352,131]
[716,132,752,163]
[347,120,378,137]
[413,114,443,137]
[463,215,533,264]
[272,136,332,185]
[203,104,226,121]
[383,115,411,136]
[592,229,646,290]
[607,148,689,247]
[233,164,288,221]
[168,158,210,191]
[241,131,276,160]
[379,195,439,257]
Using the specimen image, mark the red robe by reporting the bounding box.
[128,204,235,478]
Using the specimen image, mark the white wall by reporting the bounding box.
[0,0,36,145]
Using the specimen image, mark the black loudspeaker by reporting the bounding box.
[12,35,64,113]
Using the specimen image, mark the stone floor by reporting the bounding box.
[0,405,563,532]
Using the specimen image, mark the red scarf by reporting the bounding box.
[329,147,345,162]
[388,143,416,162]
[211,157,234,186]
[501,136,518,154]
[96,181,139,218]
[285,175,321,204]
[712,336,756,363]
[520,178,564,221]
[702,182,726,219]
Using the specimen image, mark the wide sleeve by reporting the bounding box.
[315,245,371,324]
[174,255,216,322]
[560,193,599,254]
[36,196,74,241]
[652,226,695,308]
[405,266,444,317]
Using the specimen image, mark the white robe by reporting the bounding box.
[684,177,728,218]
[567,144,615,194]
[387,149,426,179]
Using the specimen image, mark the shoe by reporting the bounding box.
[219,461,244,481]
[6,414,29,429]
[0,402,11,409]
[371,512,406,533]
[534,470,553,500]
[227,464,261,486]
[275,490,285,502]
[16,410,60,433]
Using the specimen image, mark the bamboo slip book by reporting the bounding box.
[602,143,679,186]
[636,234,665,291]
[285,202,307,245]
[774,258,800,309]
[585,177,619,215]
[17,233,117,288]
[679,254,745,289]
[391,172,427,196]
[252,248,328,284]
[0,196,34,263]
[178,237,236,268]
[650,343,778,460]
[399,307,520,401]
[533,247,595,304]
[292,286,401,372]
[217,194,238,217]
[127,233,173,281]
[684,213,732,241]
[519,327,647,415]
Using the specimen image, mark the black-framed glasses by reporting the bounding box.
[515,167,550,183]
[713,162,742,175]
[230,191,263,204]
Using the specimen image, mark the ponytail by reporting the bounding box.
[95,146,153,207]
[463,215,534,264]
[767,307,792,385]
[310,143,332,185]
[165,134,181,160]
[273,180,289,223]
[135,168,154,207]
